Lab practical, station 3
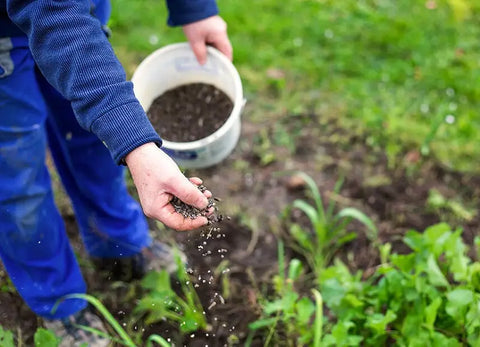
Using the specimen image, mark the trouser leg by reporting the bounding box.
[36,48,151,259]
[0,36,86,319]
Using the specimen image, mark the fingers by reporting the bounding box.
[169,176,209,210]
[189,177,203,185]
[190,40,208,65]
[209,34,233,61]
[157,204,209,231]
[189,177,212,198]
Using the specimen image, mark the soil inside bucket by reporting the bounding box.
[147,83,234,142]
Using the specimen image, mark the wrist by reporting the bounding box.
[125,142,158,167]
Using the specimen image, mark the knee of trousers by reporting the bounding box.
[0,127,55,240]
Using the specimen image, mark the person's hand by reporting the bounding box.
[182,15,233,65]
[125,142,210,231]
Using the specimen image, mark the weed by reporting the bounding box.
[248,241,317,346]
[0,326,14,347]
[286,171,377,276]
[134,250,207,334]
[52,293,172,346]
[320,223,480,346]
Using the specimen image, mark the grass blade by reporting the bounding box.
[326,176,344,221]
[55,293,136,347]
[337,207,378,241]
[146,334,171,347]
[294,172,325,222]
[293,200,320,229]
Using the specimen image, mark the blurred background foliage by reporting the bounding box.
[109,0,480,173]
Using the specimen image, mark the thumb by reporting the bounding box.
[190,40,208,65]
[169,176,209,210]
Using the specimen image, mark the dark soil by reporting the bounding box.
[147,83,234,142]
[1,110,479,346]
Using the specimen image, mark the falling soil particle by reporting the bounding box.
[147,83,234,142]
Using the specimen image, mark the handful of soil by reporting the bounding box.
[147,83,234,142]
[170,185,224,225]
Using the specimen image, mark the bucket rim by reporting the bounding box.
[132,42,244,151]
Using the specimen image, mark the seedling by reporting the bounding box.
[287,171,378,277]
[248,241,317,346]
[134,250,207,334]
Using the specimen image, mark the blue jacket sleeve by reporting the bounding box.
[166,0,218,26]
[6,0,162,164]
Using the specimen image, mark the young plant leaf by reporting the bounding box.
[0,326,15,347]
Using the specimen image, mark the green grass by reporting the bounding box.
[109,0,480,172]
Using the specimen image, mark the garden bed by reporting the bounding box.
[1,111,479,345]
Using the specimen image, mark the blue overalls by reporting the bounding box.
[0,1,151,319]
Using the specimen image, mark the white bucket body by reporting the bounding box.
[131,43,244,169]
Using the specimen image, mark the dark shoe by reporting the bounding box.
[43,307,110,347]
[93,240,186,281]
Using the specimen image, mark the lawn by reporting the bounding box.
[110,0,480,172]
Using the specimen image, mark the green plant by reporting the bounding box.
[427,188,476,222]
[287,171,378,276]
[134,251,207,334]
[34,328,60,347]
[248,241,317,346]
[320,223,480,346]
[53,293,171,346]
[0,326,14,347]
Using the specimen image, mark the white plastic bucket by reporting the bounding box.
[131,42,244,169]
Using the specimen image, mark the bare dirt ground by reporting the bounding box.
[1,109,479,346]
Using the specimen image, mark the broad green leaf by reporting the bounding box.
[401,309,424,337]
[391,253,415,272]
[424,297,442,331]
[141,271,172,293]
[366,310,397,335]
[329,320,363,346]
[431,331,463,347]
[444,229,470,281]
[424,223,452,256]
[343,294,364,308]
[321,278,346,309]
[469,263,480,291]
[426,255,449,288]
[321,260,355,285]
[264,291,298,315]
[466,301,480,331]
[296,297,315,325]
[181,307,206,333]
[446,288,474,321]
[403,230,424,252]
[34,328,60,347]
[0,326,15,347]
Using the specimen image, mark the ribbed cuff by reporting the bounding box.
[91,101,162,165]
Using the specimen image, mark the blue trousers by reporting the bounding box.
[0,35,151,319]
